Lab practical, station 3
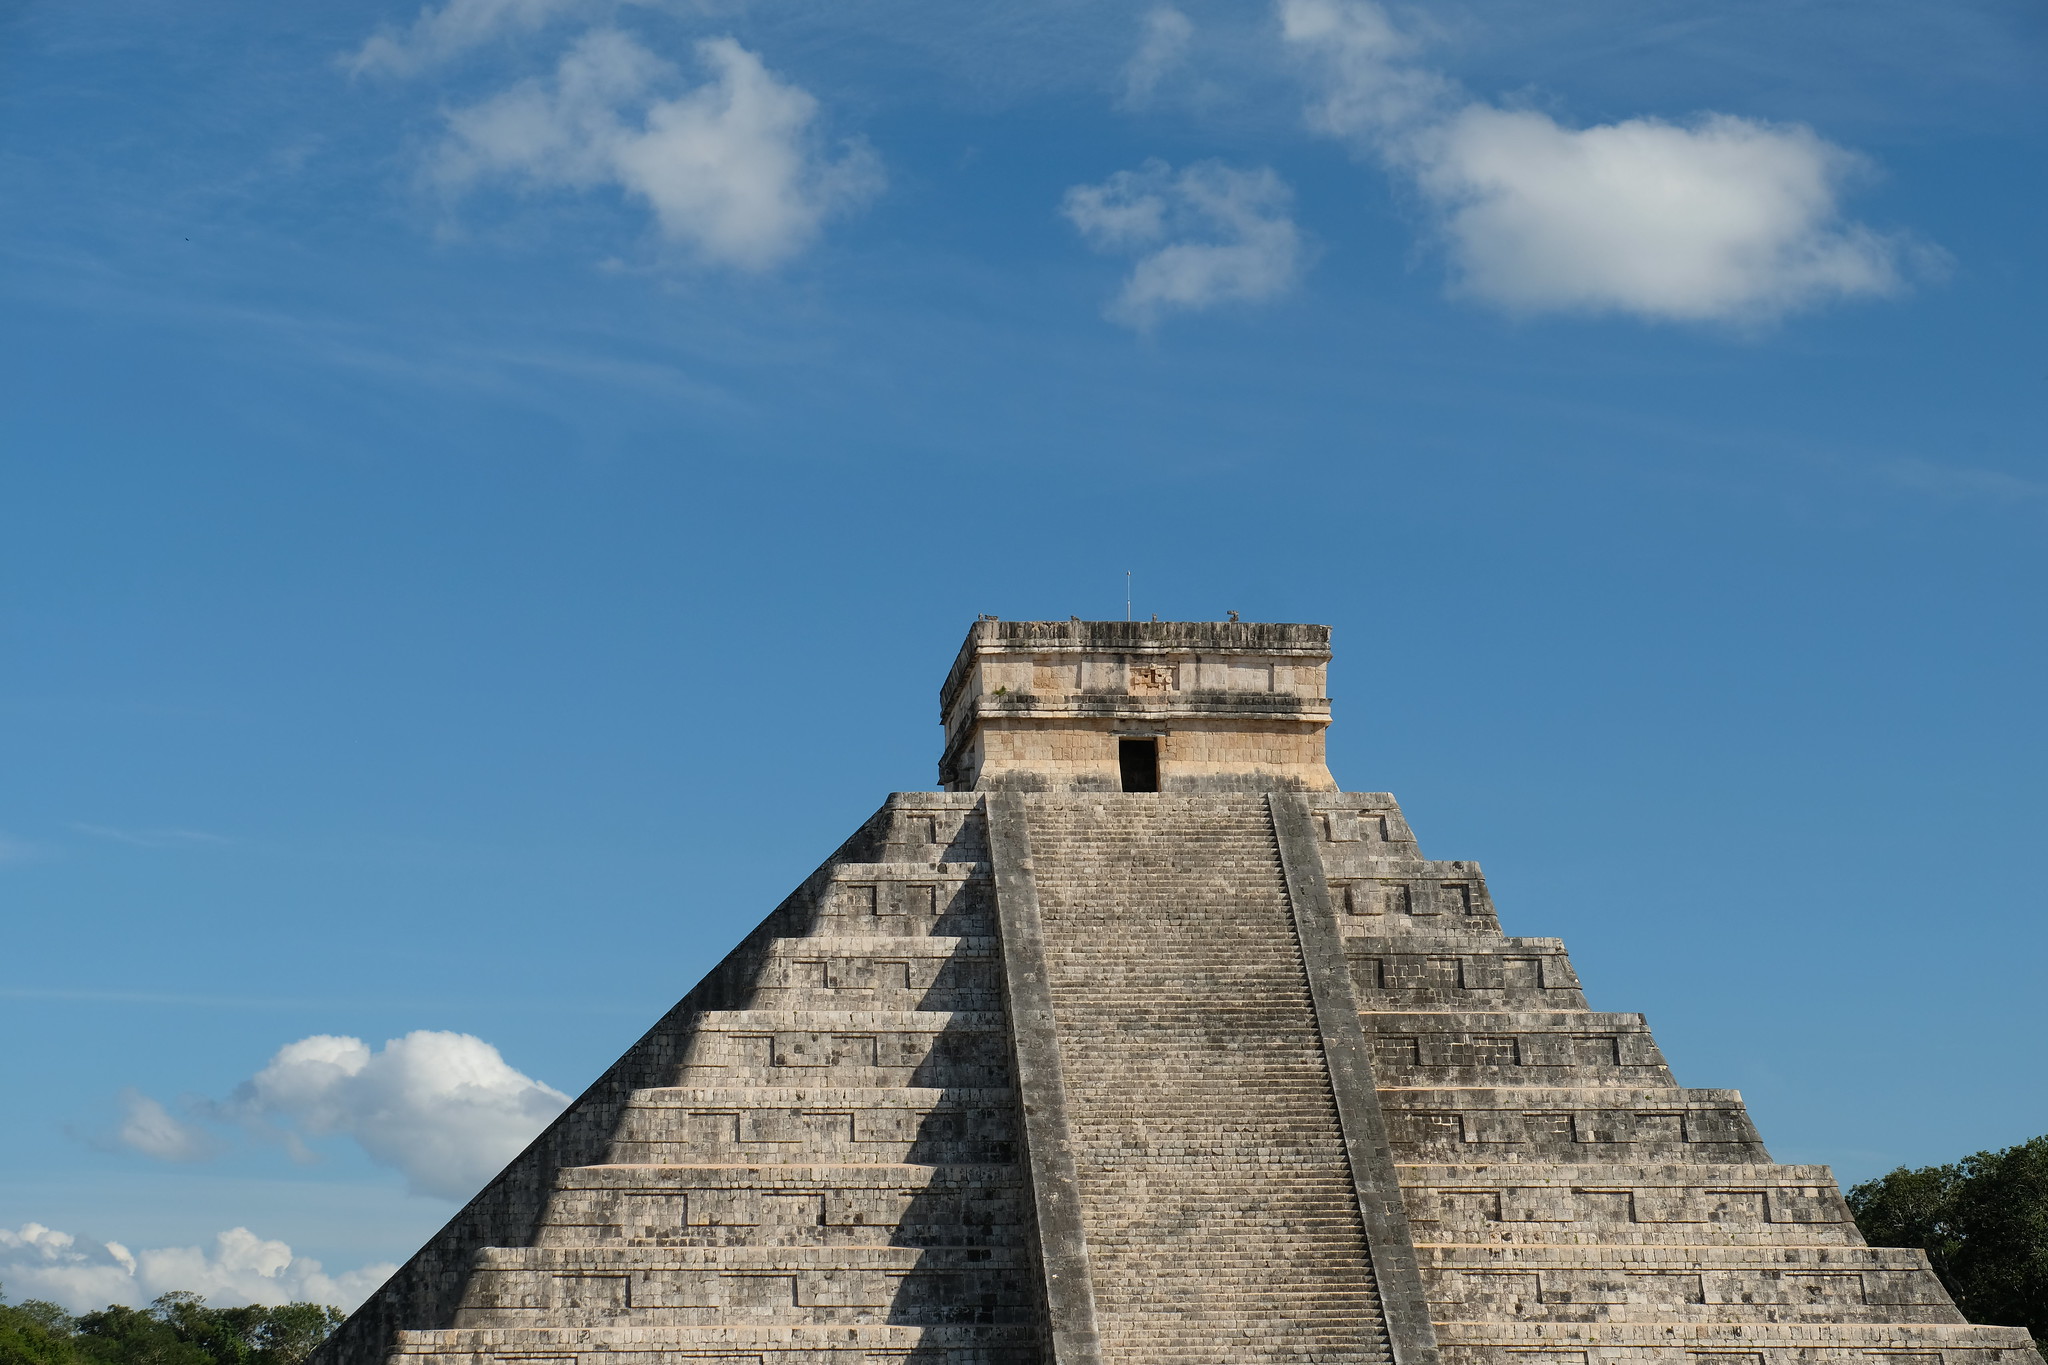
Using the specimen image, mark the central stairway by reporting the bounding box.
[1024,795,1397,1365]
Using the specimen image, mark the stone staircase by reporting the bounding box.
[1022,794,1397,1365]
[332,794,1043,1365]
[1306,792,2038,1365]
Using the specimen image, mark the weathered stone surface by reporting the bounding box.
[1016,794,1405,1365]
[940,620,1337,794]
[1293,783,2038,1364]
[317,792,1040,1365]
[315,622,2038,1365]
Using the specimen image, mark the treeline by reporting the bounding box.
[1848,1133,2048,1351]
[0,1291,340,1365]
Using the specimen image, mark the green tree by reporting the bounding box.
[244,1304,340,1365]
[0,1289,342,1365]
[0,1295,85,1365]
[1850,1133,2048,1353]
[72,1300,214,1365]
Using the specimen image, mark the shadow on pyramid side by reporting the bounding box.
[324,794,1042,1365]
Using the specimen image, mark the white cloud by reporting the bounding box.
[1279,0,1918,322]
[351,0,607,77]
[1120,7,1194,107]
[226,1031,569,1200]
[434,29,883,270]
[1414,107,1901,320]
[1277,0,1451,139]
[1063,159,1304,329]
[0,834,41,864]
[0,1223,394,1314]
[109,1089,221,1163]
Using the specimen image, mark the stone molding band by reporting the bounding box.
[985,792,1106,1365]
[1269,791,1443,1365]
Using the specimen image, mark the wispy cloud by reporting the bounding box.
[1876,457,2048,503]
[1281,0,1452,136]
[1063,159,1304,329]
[0,833,44,865]
[95,1090,223,1163]
[1119,7,1194,108]
[73,824,231,849]
[0,1222,393,1313]
[430,29,883,270]
[350,0,615,77]
[1278,0,1929,323]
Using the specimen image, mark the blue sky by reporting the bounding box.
[3,0,2045,1313]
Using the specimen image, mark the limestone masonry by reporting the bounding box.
[938,620,1336,794]
[316,620,2038,1365]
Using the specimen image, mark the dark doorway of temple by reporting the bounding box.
[1118,738,1159,793]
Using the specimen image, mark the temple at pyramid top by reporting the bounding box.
[940,618,1338,793]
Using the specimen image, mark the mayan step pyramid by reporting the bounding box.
[315,620,2037,1365]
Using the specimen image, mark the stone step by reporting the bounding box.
[1350,954,1589,1008]
[821,862,993,879]
[1352,941,1576,962]
[745,936,1000,1007]
[1375,1065,1676,1090]
[535,1164,1030,1250]
[674,1064,1012,1088]
[673,1012,1011,1087]
[624,1086,1016,1105]
[453,1244,1037,1329]
[609,1088,1019,1166]
[1347,937,1584,1003]
[1420,1244,1937,1272]
[1381,1087,1769,1162]
[607,1137,1016,1166]
[1417,1247,1987,1317]
[796,918,996,940]
[446,1301,1044,1332]
[1365,1010,1652,1032]
[1323,864,1502,925]
[1424,1263,1967,1324]
[547,1163,1026,1189]
[472,1247,1021,1271]
[1385,1087,1750,1106]
[745,994,1007,1015]
[687,1009,1008,1030]
[862,800,990,867]
[1437,1235,1877,1251]
[801,876,995,934]
[1397,1161,1855,1235]
[389,1322,1041,1364]
[1430,1318,2039,1362]
[758,934,995,955]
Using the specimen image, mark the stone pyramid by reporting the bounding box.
[315,620,2037,1365]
